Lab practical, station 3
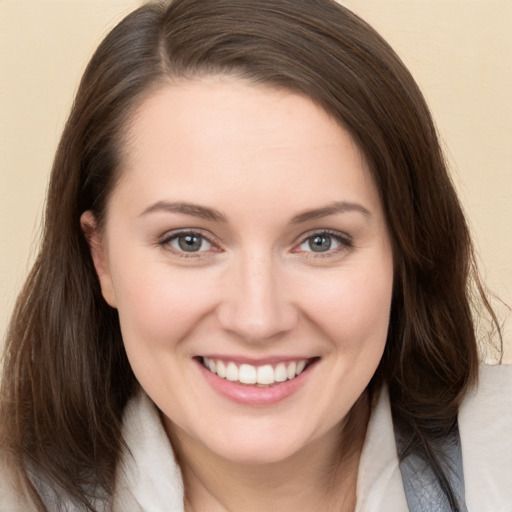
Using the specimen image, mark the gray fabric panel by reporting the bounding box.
[395,422,468,512]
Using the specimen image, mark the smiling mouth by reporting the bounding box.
[200,357,317,387]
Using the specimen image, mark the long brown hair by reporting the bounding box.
[1,1,501,510]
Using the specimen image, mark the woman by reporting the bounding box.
[1,0,510,510]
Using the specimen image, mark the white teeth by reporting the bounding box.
[239,364,256,384]
[226,362,239,381]
[202,357,311,385]
[287,361,297,379]
[257,365,275,385]
[216,360,226,378]
[274,363,287,382]
[296,360,307,375]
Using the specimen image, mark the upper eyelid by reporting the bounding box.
[296,228,352,245]
[159,228,217,244]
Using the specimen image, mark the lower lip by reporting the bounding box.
[197,360,315,407]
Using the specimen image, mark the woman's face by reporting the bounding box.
[85,77,394,464]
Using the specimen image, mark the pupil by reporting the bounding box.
[310,235,331,252]
[178,234,202,252]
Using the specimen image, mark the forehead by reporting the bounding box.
[124,77,355,154]
[113,77,380,216]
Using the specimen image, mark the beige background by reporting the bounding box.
[1,1,511,360]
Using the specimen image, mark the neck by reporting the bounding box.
[167,394,370,512]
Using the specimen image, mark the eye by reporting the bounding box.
[300,234,338,253]
[164,232,213,253]
[294,230,352,255]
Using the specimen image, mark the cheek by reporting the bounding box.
[111,262,221,401]
[109,255,218,353]
[346,271,392,337]
[301,260,393,350]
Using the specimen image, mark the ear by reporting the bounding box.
[80,211,117,308]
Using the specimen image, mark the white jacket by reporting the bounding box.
[2,365,511,511]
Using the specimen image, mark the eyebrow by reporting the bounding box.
[140,200,370,224]
[291,201,371,224]
[140,201,226,222]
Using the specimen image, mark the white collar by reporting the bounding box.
[114,392,185,511]
[355,385,408,511]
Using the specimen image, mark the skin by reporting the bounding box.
[82,77,394,511]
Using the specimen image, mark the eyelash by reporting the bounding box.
[293,230,353,258]
[157,229,353,258]
[157,230,220,258]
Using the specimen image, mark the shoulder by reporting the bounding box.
[460,363,512,430]
[0,459,38,512]
[0,450,93,511]
[468,363,512,401]
[459,364,512,511]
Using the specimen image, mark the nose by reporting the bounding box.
[216,252,298,343]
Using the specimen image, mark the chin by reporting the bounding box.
[213,439,306,466]
[197,420,322,466]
